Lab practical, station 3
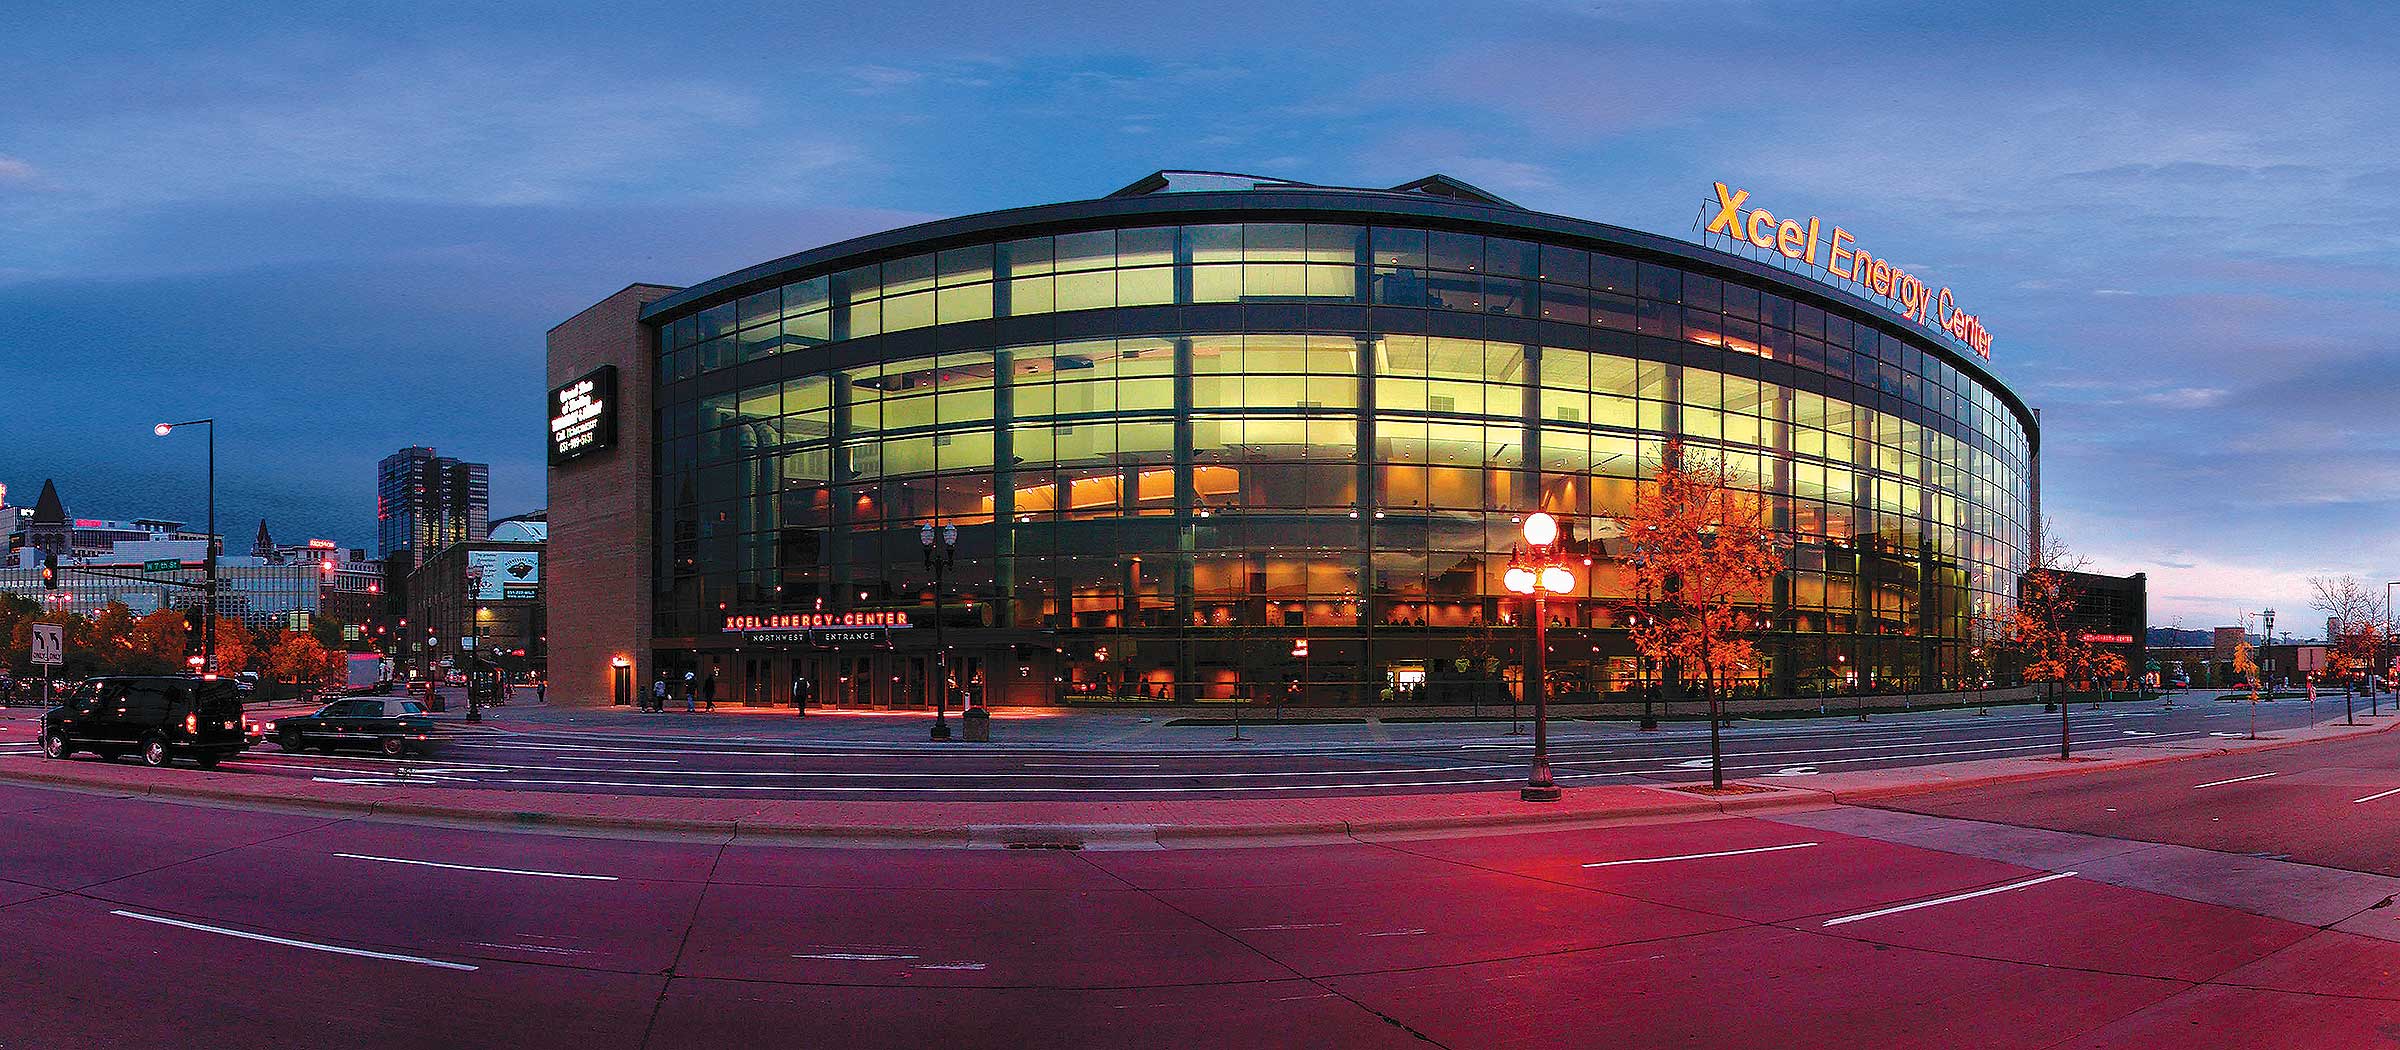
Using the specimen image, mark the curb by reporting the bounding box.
[5,715,2388,849]
[1823,715,2400,807]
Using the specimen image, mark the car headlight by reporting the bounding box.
[263,721,277,732]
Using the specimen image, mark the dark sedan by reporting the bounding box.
[264,697,439,757]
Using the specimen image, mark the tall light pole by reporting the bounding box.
[154,419,215,673]
[922,521,957,741]
[1504,512,1578,803]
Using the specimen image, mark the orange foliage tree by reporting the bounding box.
[2009,528,2125,757]
[1620,442,1786,789]
[264,631,344,694]
[212,617,257,675]
[2311,575,2383,694]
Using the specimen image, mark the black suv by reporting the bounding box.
[40,676,252,769]
[265,697,439,756]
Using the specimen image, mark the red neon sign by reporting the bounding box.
[725,611,912,631]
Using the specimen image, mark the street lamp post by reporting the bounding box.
[154,419,215,673]
[1505,512,1577,803]
[922,522,958,741]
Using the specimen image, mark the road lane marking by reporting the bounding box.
[110,909,479,971]
[333,852,618,881]
[797,950,919,961]
[1023,763,1164,769]
[1821,872,2077,927]
[2353,787,2400,804]
[1585,842,1818,868]
[2192,772,2278,789]
[1239,923,1344,931]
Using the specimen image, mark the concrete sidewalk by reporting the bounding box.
[4,708,2390,848]
[415,689,2363,751]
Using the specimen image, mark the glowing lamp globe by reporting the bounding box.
[153,423,173,437]
[1522,512,1558,547]
[1503,566,1536,594]
[1541,566,1576,594]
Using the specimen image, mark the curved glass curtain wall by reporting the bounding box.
[652,220,2032,700]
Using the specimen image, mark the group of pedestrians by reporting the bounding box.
[640,670,815,714]
[643,670,719,713]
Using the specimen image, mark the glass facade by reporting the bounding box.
[644,207,2034,706]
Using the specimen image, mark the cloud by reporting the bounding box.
[0,157,34,182]
[2136,387,2229,409]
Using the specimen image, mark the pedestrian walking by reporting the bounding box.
[702,672,719,712]
[793,673,811,716]
[537,678,547,704]
[684,670,697,713]
[650,676,667,713]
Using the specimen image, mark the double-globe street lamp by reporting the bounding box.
[153,419,216,673]
[1504,512,1582,803]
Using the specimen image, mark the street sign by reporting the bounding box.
[143,559,181,573]
[30,622,63,667]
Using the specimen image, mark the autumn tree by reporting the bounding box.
[2231,636,2265,737]
[126,609,191,673]
[264,631,344,695]
[2310,574,2382,695]
[1620,441,1786,789]
[212,617,257,675]
[2009,523,2121,758]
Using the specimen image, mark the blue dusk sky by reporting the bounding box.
[3,1,2395,628]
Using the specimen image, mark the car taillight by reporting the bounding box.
[185,713,198,733]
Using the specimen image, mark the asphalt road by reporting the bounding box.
[2,690,2364,800]
[9,734,2400,1050]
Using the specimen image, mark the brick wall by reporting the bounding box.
[546,284,679,704]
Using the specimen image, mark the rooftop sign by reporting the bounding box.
[549,365,618,466]
[1704,183,1992,359]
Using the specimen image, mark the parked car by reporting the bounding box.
[265,697,439,756]
[39,675,251,769]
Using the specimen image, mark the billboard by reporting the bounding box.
[549,365,618,465]
[464,550,541,602]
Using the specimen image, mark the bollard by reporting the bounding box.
[961,706,990,742]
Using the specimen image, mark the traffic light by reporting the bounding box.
[183,609,205,661]
[40,552,57,590]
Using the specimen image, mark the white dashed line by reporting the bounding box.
[334,852,618,881]
[1821,872,2078,927]
[1585,842,1819,868]
[2192,772,2277,789]
[111,910,479,971]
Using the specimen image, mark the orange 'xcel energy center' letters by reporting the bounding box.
[1704,182,1992,359]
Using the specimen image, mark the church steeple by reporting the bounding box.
[30,479,63,525]
[253,518,275,559]
[27,479,68,557]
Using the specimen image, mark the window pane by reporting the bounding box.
[1245,223,1307,262]
[1373,227,1427,267]
[1538,244,1588,286]
[1184,224,1243,264]
[884,253,936,296]
[999,236,1053,276]
[1054,230,1115,272]
[1118,266,1173,306]
[1428,231,1482,272]
[937,245,993,286]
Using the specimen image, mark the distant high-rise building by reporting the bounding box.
[376,447,489,568]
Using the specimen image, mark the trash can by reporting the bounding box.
[961,706,990,742]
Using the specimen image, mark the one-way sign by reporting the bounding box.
[31,622,64,667]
